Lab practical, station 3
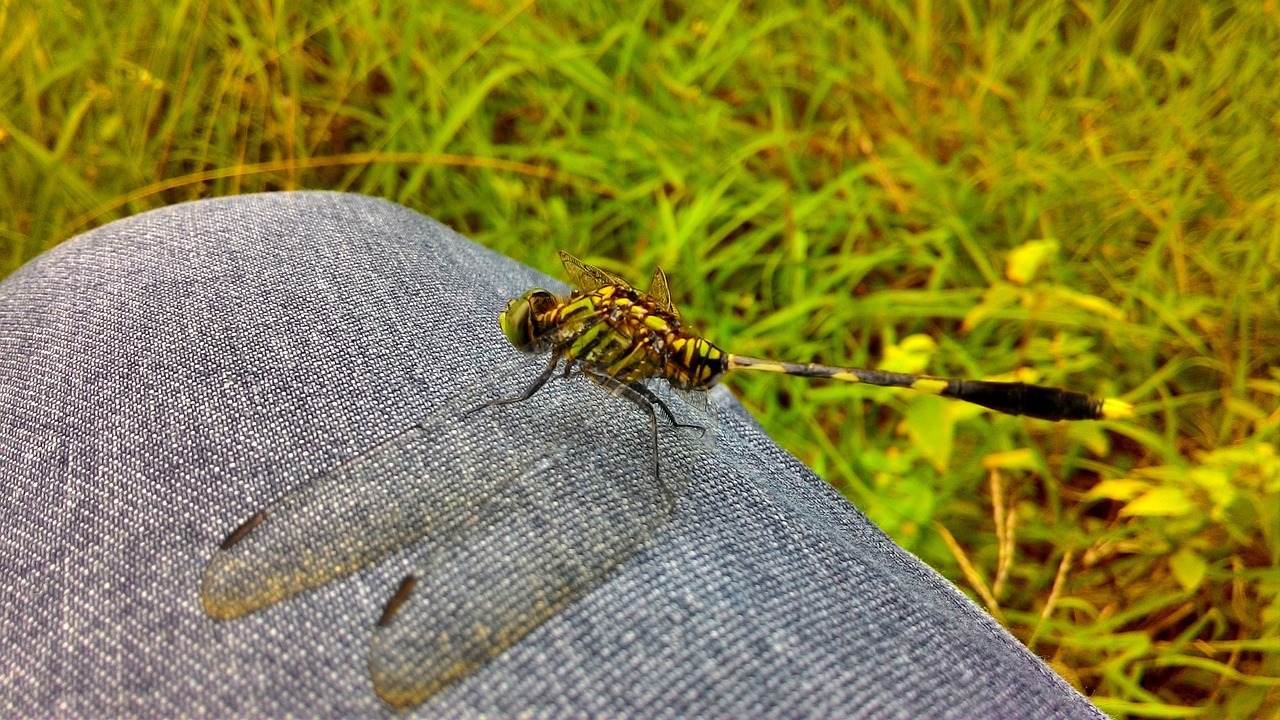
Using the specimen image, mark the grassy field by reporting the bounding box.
[3,0,1277,716]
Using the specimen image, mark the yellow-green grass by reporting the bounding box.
[3,1,1276,716]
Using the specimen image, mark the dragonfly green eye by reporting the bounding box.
[500,288,554,352]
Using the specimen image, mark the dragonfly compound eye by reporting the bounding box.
[499,289,554,352]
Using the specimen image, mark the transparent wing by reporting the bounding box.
[200,354,710,707]
[646,266,680,320]
[200,356,554,619]
[558,249,632,292]
[369,376,708,706]
[199,418,508,620]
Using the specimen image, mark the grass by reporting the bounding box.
[3,0,1278,716]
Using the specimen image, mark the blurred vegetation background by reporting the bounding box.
[3,0,1277,716]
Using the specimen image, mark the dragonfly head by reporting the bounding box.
[500,288,558,352]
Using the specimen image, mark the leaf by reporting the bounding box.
[1169,548,1208,592]
[878,334,937,374]
[904,395,955,473]
[1070,420,1113,457]
[982,448,1038,472]
[1120,486,1195,517]
[1085,478,1150,502]
[962,283,1020,331]
[1005,239,1059,285]
[1188,466,1236,518]
[1044,287,1128,320]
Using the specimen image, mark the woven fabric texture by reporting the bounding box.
[0,192,1105,718]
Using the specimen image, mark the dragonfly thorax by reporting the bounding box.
[499,282,729,391]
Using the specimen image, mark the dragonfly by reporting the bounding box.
[201,250,1130,708]
[499,250,1132,426]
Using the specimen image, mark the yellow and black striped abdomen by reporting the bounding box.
[666,335,728,391]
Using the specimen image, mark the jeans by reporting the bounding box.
[0,192,1105,718]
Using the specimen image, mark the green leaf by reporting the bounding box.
[1169,549,1208,592]
[878,334,937,374]
[982,448,1038,472]
[1044,286,1127,320]
[1120,486,1195,517]
[1085,478,1150,502]
[1005,239,1059,285]
[961,283,1020,331]
[904,395,954,473]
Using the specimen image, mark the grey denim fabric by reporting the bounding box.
[0,192,1106,718]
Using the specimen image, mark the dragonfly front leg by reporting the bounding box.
[472,351,563,413]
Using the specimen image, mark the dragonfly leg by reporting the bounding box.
[471,351,562,413]
[625,381,706,438]
[583,370,678,512]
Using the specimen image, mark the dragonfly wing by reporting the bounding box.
[368,377,710,708]
[201,424,486,620]
[558,250,631,292]
[200,356,578,620]
[647,266,680,320]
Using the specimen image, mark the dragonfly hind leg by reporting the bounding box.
[584,370,700,513]
[623,380,705,438]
